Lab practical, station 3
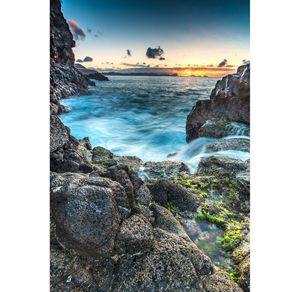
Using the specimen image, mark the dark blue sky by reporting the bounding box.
[62,0,250,75]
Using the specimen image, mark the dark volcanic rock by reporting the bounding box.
[75,63,109,81]
[197,119,250,138]
[186,63,250,142]
[50,172,125,258]
[50,115,94,173]
[143,160,190,179]
[112,228,215,292]
[147,179,198,212]
[197,156,249,177]
[50,0,90,112]
[115,214,154,254]
[205,138,250,153]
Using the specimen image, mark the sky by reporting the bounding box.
[62,0,250,77]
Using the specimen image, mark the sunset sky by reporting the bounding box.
[62,0,250,77]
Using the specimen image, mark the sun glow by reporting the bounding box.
[177,68,236,77]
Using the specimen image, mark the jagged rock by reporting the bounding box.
[143,160,190,179]
[92,146,114,165]
[50,116,94,173]
[114,155,143,172]
[75,63,109,81]
[78,137,92,150]
[115,215,154,254]
[147,179,198,212]
[50,0,90,107]
[186,63,250,142]
[50,172,126,258]
[205,138,250,153]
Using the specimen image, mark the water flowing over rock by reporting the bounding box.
[186,63,250,142]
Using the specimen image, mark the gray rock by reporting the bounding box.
[143,160,190,179]
[111,228,215,291]
[147,179,198,212]
[205,138,250,153]
[186,64,250,142]
[50,172,125,258]
[115,215,154,254]
[197,156,249,177]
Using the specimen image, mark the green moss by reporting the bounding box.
[198,191,208,198]
[217,222,244,251]
[228,270,240,282]
[196,210,226,226]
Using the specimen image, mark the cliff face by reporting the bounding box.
[50,0,90,114]
[186,63,250,142]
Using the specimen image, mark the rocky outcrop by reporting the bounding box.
[74,63,109,81]
[50,0,90,114]
[186,63,250,142]
[50,1,244,291]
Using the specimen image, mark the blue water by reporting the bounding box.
[60,76,218,161]
[60,76,250,168]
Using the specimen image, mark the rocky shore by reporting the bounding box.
[50,0,250,291]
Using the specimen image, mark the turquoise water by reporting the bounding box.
[60,76,249,168]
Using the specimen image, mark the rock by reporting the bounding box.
[147,179,198,212]
[75,63,109,81]
[186,63,250,142]
[111,228,215,291]
[205,138,250,153]
[115,215,154,254]
[50,116,94,173]
[50,0,90,105]
[201,271,243,292]
[151,203,190,240]
[143,160,190,179]
[92,146,114,165]
[197,119,250,138]
[197,156,249,177]
[78,137,92,150]
[50,172,127,258]
[114,155,143,172]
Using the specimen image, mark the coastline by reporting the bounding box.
[50,0,250,291]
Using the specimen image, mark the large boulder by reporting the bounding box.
[50,172,127,258]
[186,63,250,142]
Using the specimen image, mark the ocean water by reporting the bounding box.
[60,76,249,170]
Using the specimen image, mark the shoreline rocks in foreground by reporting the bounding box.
[50,0,248,290]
